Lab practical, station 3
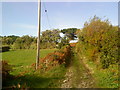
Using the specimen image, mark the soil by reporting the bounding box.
[61,51,96,88]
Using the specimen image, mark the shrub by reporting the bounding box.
[37,45,72,71]
[1,46,10,52]
[30,43,37,49]
[1,61,13,84]
[76,16,118,69]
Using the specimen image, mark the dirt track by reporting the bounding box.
[61,51,96,88]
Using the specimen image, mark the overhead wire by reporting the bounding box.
[42,2,52,30]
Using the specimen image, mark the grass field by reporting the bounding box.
[2,49,67,88]
[2,48,118,88]
[2,49,57,75]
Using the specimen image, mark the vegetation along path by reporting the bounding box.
[61,48,96,88]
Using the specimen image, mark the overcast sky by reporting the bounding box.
[2,2,118,36]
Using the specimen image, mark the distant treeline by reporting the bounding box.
[1,28,78,50]
[76,16,118,68]
[1,35,37,49]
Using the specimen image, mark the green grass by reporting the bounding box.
[2,49,57,75]
[71,53,86,88]
[4,65,66,88]
[85,59,118,88]
[2,49,67,88]
[71,51,96,88]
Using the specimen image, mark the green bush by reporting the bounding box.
[1,46,10,52]
[57,37,69,49]
[30,43,37,49]
[40,42,56,49]
[76,16,118,69]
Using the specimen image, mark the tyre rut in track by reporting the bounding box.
[61,50,96,88]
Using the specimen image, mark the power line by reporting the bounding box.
[42,2,52,30]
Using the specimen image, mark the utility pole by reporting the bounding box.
[36,0,41,70]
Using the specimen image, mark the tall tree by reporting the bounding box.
[61,28,77,40]
[2,35,19,45]
[41,29,61,43]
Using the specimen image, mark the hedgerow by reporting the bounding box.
[76,16,118,69]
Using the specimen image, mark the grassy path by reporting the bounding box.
[61,49,96,88]
[2,48,118,88]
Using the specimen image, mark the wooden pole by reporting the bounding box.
[36,0,41,70]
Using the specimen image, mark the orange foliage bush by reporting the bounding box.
[1,61,13,84]
[38,45,71,71]
[70,43,77,47]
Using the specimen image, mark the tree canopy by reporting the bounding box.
[41,29,61,43]
[61,28,78,40]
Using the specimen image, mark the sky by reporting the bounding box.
[2,2,118,36]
